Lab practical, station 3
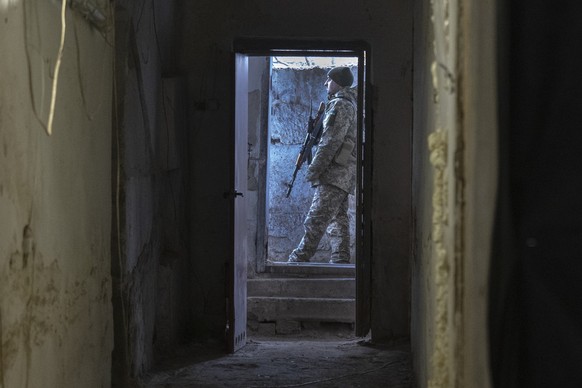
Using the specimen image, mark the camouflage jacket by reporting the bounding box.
[305,86,357,194]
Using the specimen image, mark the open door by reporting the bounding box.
[227,53,248,353]
[233,40,371,341]
[234,39,371,338]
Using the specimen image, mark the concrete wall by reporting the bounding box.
[111,0,189,385]
[179,0,413,343]
[411,0,496,386]
[0,1,113,386]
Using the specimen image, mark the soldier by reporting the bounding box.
[288,66,357,264]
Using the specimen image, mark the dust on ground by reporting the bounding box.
[143,325,412,388]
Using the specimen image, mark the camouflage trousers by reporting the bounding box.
[289,184,351,263]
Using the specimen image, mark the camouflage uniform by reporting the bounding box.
[289,86,357,263]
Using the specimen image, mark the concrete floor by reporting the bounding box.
[143,328,412,387]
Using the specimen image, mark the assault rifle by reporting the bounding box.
[285,101,326,198]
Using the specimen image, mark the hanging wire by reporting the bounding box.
[46,0,68,136]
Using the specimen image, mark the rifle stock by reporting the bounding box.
[285,101,326,198]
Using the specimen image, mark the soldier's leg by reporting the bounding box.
[288,185,346,262]
[327,193,351,263]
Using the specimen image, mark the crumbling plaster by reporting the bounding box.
[412,0,496,387]
[0,1,113,387]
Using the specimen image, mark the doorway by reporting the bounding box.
[265,56,359,267]
[232,40,372,346]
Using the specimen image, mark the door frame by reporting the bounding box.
[232,38,372,336]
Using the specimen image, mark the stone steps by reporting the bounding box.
[247,296,355,323]
[247,277,356,328]
[264,262,356,277]
[248,278,355,299]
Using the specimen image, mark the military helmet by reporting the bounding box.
[327,67,354,87]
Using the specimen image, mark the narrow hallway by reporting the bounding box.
[143,332,411,388]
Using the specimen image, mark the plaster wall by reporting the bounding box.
[411,0,496,386]
[457,1,496,386]
[411,0,437,384]
[0,1,113,386]
[412,0,463,384]
[179,0,413,342]
[112,0,189,384]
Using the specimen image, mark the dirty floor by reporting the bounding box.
[143,328,412,387]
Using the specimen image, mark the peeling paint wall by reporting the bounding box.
[427,1,460,386]
[412,0,462,384]
[0,1,113,387]
[412,0,496,387]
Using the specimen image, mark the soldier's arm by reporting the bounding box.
[305,100,351,181]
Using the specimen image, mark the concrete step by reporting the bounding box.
[265,262,356,277]
[247,296,355,323]
[248,278,355,299]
